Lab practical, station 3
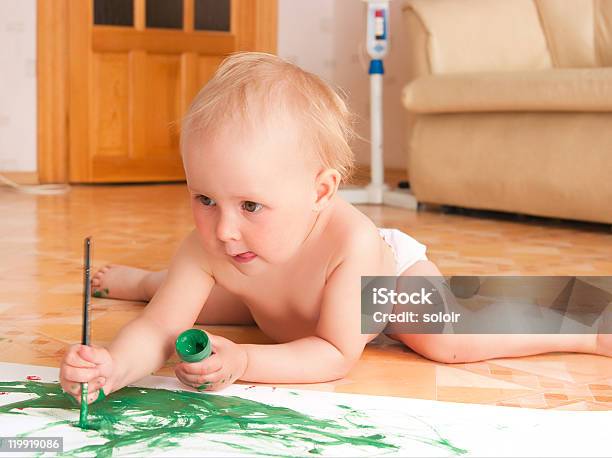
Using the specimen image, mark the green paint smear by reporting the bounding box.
[78,383,88,429]
[337,403,468,456]
[0,381,401,457]
[0,381,467,457]
[93,288,109,298]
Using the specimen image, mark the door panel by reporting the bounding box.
[92,53,129,158]
[144,54,181,157]
[198,56,225,88]
[67,0,276,183]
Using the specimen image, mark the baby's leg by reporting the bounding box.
[392,262,610,362]
[91,265,163,301]
[396,333,602,364]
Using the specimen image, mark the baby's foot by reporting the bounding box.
[91,265,150,301]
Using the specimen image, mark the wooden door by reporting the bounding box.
[65,0,276,183]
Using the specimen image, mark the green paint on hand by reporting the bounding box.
[197,382,212,391]
[93,288,109,298]
[0,380,468,457]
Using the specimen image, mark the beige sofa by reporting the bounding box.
[402,0,612,224]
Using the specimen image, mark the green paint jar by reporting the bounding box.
[175,328,211,363]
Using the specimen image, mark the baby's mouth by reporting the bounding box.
[232,251,257,263]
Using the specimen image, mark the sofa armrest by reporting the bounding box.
[402,68,612,114]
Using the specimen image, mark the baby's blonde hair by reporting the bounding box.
[181,52,356,182]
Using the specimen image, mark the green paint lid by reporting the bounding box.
[175,328,211,362]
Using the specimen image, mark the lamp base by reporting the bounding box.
[339,184,417,210]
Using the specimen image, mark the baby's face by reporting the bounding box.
[184,118,322,274]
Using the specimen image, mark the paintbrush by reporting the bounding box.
[79,236,92,429]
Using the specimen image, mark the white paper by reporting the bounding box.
[0,362,610,457]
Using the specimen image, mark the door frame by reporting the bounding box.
[37,0,278,184]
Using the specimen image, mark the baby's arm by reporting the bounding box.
[240,253,375,384]
[104,230,214,393]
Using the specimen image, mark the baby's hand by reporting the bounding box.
[174,333,247,392]
[59,344,114,404]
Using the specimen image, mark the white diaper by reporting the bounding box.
[378,228,428,275]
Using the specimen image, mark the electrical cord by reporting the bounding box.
[0,173,71,195]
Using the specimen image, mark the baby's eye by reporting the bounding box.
[197,195,216,207]
[242,201,263,213]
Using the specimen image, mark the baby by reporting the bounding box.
[60,53,610,404]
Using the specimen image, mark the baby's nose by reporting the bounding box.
[215,214,241,242]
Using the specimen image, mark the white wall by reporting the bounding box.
[279,0,411,169]
[0,0,37,172]
[277,0,336,82]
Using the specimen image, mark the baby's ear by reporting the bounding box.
[313,168,341,211]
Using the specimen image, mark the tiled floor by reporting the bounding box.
[1,184,611,410]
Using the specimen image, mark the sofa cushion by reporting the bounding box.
[597,0,612,66]
[535,0,598,68]
[404,0,552,74]
[403,68,612,113]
